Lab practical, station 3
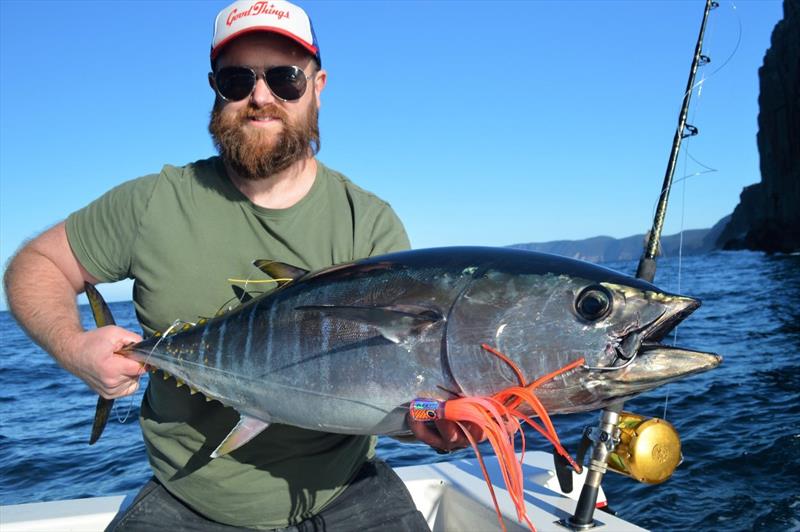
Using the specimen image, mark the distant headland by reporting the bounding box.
[510,216,731,263]
[516,1,798,260]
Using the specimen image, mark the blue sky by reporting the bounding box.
[0,1,784,305]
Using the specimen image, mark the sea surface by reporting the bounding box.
[1,250,798,530]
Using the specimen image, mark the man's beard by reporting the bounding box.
[208,99,320,180]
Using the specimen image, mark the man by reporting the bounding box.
[4,1,473,530]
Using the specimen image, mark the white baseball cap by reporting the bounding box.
[211,0,321,65]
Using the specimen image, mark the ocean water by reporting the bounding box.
[1,250,798,530]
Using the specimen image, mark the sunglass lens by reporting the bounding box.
[266,66,307,101]
[216,67,256,101]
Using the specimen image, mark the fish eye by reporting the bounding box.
[575,285,613,321]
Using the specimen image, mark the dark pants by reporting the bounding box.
[105,459,430,532]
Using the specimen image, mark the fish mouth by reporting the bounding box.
[613,294,701,363]
[615,345,722,385]
[608,294,722,386]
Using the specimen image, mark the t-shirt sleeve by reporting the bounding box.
[65,174,159,283]
[365,203,411,257]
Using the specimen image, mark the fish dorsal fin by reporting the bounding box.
[296,304,443,345]
[231,285,254,303]
[253,260,308,286]
[211,415,271,458]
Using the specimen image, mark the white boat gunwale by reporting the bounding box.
[1,451,643,532]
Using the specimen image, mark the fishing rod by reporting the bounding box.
[636,1,718,284]
[567,1,718,528]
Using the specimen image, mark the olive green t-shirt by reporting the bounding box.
[65,157,410,528]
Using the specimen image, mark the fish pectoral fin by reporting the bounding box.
[210,415,270,458]
[253,260,308,285]
[552,446,574,494]
[295,304,443,344]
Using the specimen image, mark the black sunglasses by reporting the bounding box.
[211,65,311,102]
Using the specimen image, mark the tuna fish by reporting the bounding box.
[90,246,719,448]
[86,246,721,529]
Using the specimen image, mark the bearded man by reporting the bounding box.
[3,1,474,530]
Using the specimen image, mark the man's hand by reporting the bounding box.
[408,415,485,453]
[64,326,145,399]
[4,222,145,399]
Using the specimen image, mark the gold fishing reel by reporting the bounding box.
[605,412,682,484]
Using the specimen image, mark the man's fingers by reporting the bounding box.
[97,354,145,396]
[121,379,140,397]
[117,358,147,378]
[463,421,486,442]
[112,326,143,345]
[434,419,465,446]
[105,326,142,353]
[408,417,448,449]
[408,413,496,453]
[99,379,139,400]
[407,415,474,452]
[110,372,141,397]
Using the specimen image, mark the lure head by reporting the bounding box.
[444,250,720,413]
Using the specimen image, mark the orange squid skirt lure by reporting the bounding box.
[410,344,585,532]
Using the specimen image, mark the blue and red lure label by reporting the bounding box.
[409,398,444,421]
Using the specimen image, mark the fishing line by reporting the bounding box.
[228,268,260,304]
[664,58,705,422]
[665,56,707,421]
[115,318,194,424]
[670,0,741,190]
[676,1,742,111]
[706,2,742,80]
[672,155,717,186]
[115,264,288,423]
[656,0,741,419]
[227,278,292,285]
[233,269,258,305]
[661,1,741,420]
[644,0,741,224]
[112,266,292,424]
[227,266,293,305]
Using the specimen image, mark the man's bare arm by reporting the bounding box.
[4,222,143,398]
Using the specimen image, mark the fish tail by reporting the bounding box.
[84,282,116,445]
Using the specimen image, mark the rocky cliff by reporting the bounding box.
[716,0,800,252]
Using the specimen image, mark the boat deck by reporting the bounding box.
[1,452,645,531]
